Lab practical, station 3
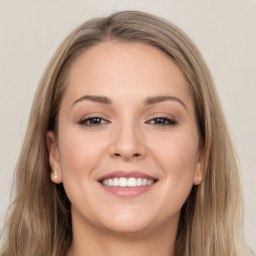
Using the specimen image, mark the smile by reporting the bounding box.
[101,177,155,187]
[98,170,158,197]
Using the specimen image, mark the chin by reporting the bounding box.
[98,208,155,235]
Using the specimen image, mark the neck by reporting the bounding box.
[67,215,177,256]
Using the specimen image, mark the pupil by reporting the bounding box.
[91,118,101,124]
[156,118,165,124]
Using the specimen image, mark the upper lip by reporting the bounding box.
[97,170,158,181]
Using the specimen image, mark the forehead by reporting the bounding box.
[62,41,193,109]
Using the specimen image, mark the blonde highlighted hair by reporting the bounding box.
[1,10,253,256]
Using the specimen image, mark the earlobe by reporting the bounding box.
[193,160,203,185]
[50,170,62,184]
[193,145,205,185]
[193,170,203,185]
[46,131,63,184]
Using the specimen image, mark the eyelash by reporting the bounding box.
[79,116,177,127]
[79,116,109,126]
[146,117,177,126]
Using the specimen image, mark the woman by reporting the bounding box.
[0,10,253,256]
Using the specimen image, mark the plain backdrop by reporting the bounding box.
[0,0,255,251]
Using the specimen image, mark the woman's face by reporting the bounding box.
[47,42,203,236]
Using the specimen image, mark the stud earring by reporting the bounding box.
[53,171,58,179]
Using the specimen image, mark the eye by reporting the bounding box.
[146,117,177,126]
[79,116,109,126]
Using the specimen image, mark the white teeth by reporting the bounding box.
[108,178,113,186]
[101,177,155,187]
[147,180,153,185]
[119,177,127,187]
[127,177,136,187]
[113,177,119,186]
[136,177,142,186]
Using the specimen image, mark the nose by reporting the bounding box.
[109,122,146,161]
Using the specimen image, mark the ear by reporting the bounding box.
[46,131,63,184]
[193,144,205,185]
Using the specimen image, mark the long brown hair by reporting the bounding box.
[1,10,253,256]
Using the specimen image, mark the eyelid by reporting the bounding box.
[146,117,177,126]
[77,112,177,127]
[146,112,176,120]
[78,113,110,126]
[145,112,177,126]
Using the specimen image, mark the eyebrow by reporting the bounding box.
[72,95,187,110]
[144,96,187,110]
[72,95,112,106]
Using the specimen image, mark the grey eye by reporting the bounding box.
[79,117,108,126]
[147,117,177,126]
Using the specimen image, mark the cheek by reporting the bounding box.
[59,127,104,170]
[56,128,109,213]
[57,127,108,195]
[149,127,199,195]
[152,127,198,169]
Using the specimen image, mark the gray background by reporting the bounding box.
[0,0,255,250]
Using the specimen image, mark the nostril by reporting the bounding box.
[112,152,142,159]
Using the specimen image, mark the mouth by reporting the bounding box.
[101,177,157,187]
[97,170,158,197]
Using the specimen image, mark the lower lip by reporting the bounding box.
[100,183,155,197]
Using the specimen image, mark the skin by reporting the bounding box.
[47,41,204,256]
